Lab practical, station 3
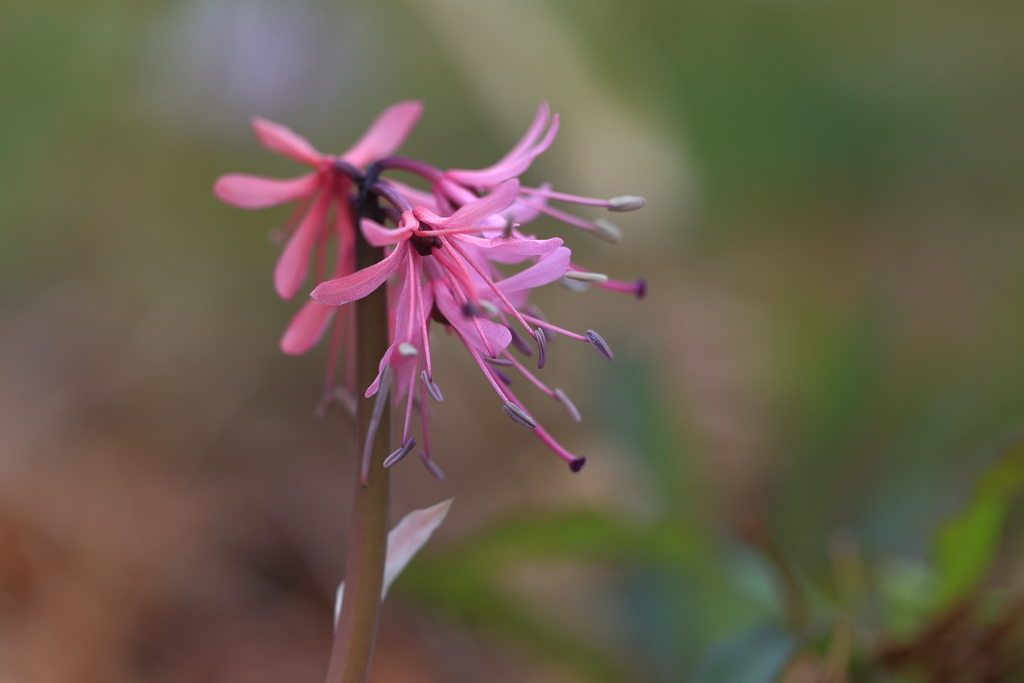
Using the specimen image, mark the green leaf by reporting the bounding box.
[934,438,1024,605]
[689,623,797,683]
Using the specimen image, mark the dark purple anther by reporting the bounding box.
[509,327,533,356]
[418,451,446,482]
[535,329,547,369]
[569,456,587,473]
[494,369,513,385]
[585,330,613,360]
[502,401,537,430]
[635,277,648,300]
[483,356,513,366]
[384,438,417,467]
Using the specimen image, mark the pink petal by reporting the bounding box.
[311,242,410,306]
[452,234,563,256]
[445,103,559,187]
[213,172,320,209]
[414,179,520,230]
[360,217,414,247]
[274,190,332,300]
[280,300,336,355]
[497,247,571,294]
[343,101,424,168]
[365,346,395,398]
[435,285,511,356]
[251,118,324,166]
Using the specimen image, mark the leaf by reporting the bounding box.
[689,623,798,683]
[334,498,452,624]
[934,438,1024,605]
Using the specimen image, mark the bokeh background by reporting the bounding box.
[3,0,1024,681]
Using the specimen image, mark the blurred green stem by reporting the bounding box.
[325,207,392,683]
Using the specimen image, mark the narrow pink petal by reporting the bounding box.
[214,172,320,209]
[274,190,331,300]
[365,346,395,398]
[497,247,572,294]
[311,242,410,306]
[446,102,549,185]
[280,300,336,355]
[435,285,511,355]
[446,114,559,187]
[251,118,324,166]
[361,217,414,247]
[452,234,563,255]
[343,101,424,168]
[414,179,519,230]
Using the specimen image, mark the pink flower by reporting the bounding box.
[216,102,645,475]
[213,101,423,299]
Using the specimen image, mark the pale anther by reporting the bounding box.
[558,277,589,293]
[593,218,623,244]
[398,342,418,357]
[607,195,646,212]
[554,387,582,423]
[477,299,500,317]
[418,451,446,482]
[384,438,417,467]
[585,330,614,360]
[421,370,444,402]
[564,271,608,284]
[502,401,537,430]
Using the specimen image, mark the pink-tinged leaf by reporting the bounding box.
[435,285,511,355]
[497,247,571,294]
[274,190,331,300]
[213,172,320,209]
[453,234,563,256]
[251,118,323,166]
[360,217,414,247]
[343,101,424,169]
[414,179,520,230]
[335,499,453,625]
[311,242,410,306]
[280,300,336,355]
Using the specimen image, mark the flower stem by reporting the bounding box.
[325,209,392,683]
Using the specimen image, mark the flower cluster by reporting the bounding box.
[215,102,645,477]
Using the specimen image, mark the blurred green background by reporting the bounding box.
[2,0,1024,681]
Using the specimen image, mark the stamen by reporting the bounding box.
[554,387,582,423]
[501,217,515,240]
[398,342,419,357]
[421,370,444,402]
[585,330,614,360]
[419,451,446,481]
[569,456,587,473]
[477,299,500,317]
[509,327,534,356]
[593,218,623,244]
[483,356,514,367]
[607,195,646,212]
[495,369,513,385]
[384,438,417,468]
[503,401,537,430]
[564,271,609,284]
[535,329,547,369]
[636,277,647,299]
[362,366,392,484]
[462,301,478,317]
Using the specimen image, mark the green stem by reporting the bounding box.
[325,219,392,683]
